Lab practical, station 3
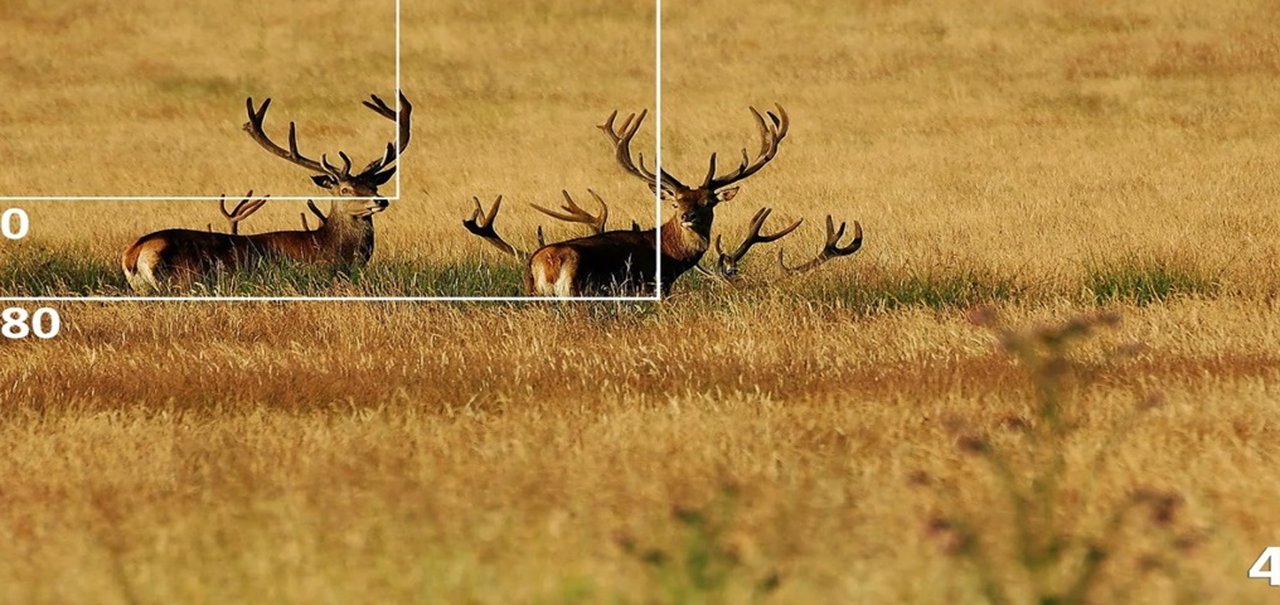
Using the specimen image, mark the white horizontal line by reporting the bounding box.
[0,196,403,202]
[0,296,663,302]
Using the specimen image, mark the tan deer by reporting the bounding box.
[122,92,412,292]
[463,107,790,296]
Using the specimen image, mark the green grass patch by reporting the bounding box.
[1085,258,1219,306]
[0,247,1232,308]
[0,247,530,298]
[0,245,127,296]
[809,266,1024,312]
[181,258,529,297]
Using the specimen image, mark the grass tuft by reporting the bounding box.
[0,245,126,296]
[1085,258,1219,306]
[808,265,1023,312]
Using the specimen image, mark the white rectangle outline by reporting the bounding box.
[0,0,665,303]
[0,0,404,203]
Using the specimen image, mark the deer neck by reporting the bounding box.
[317,200,376,264]
[658,214,712,267]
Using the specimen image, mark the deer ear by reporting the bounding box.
[312,175,337,189]
[716,187,740,203]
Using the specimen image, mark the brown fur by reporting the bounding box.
[122,201,379,293]
[527,215,709,297]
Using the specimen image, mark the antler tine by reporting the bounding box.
[358,91,413,177]
[337,152,354,178]
[587,189,609,233]
[321,153,354,180]
[720,207,803,265]
[243,98,331,175]
[832,219,864,254]
[219,193,233,220]
[703,104,790,190]
[218,190,268,235]
[780,215,864,274]
[362,143,397,175]
[484,195,503,225]
[599,109,688,193]
[597,110,625,146]
[240,196,269,218]
[462,196,525,259]
[306,199,328,226]
[530,189,609,234]
[361,93,396,119]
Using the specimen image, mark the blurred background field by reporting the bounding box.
[1,0,1280,603]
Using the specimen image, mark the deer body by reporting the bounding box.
[122,200,380,292]
[526,107,776,297]
[527,215,709,296]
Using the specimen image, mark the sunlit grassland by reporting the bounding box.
[3,299,1280,603]
[0,0,1279,603]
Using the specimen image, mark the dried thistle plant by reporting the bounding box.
[917,308,1200,605]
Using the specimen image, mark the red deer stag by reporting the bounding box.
[464,106,790,296]
[122,92,412,292]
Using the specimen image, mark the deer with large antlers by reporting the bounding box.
[122,92,412,292]
[464,106,793,296]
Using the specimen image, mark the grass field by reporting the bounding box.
[2,0,1280,603]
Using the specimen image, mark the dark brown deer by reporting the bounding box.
[121,92,412,292]
[464,106,790,296]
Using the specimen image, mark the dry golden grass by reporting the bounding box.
[2,299,1279,603]
[1,0,1280,603]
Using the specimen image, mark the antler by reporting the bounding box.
[531,189,609,235]
[703,104,790,191]
[356,92,413,179]
[243,99,331,175]
[218,191,269,235]
[711,207,802,283]
[463,196,526,259]
[244,92,412,182]
[301,200,328,231]
[598,110,687,194]
[779,215,864,273]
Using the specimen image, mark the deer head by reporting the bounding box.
[243,92,413,223]
[598,106,788,238]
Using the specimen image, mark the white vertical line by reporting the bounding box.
[653,0,663,298]
[394,0,403,201]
